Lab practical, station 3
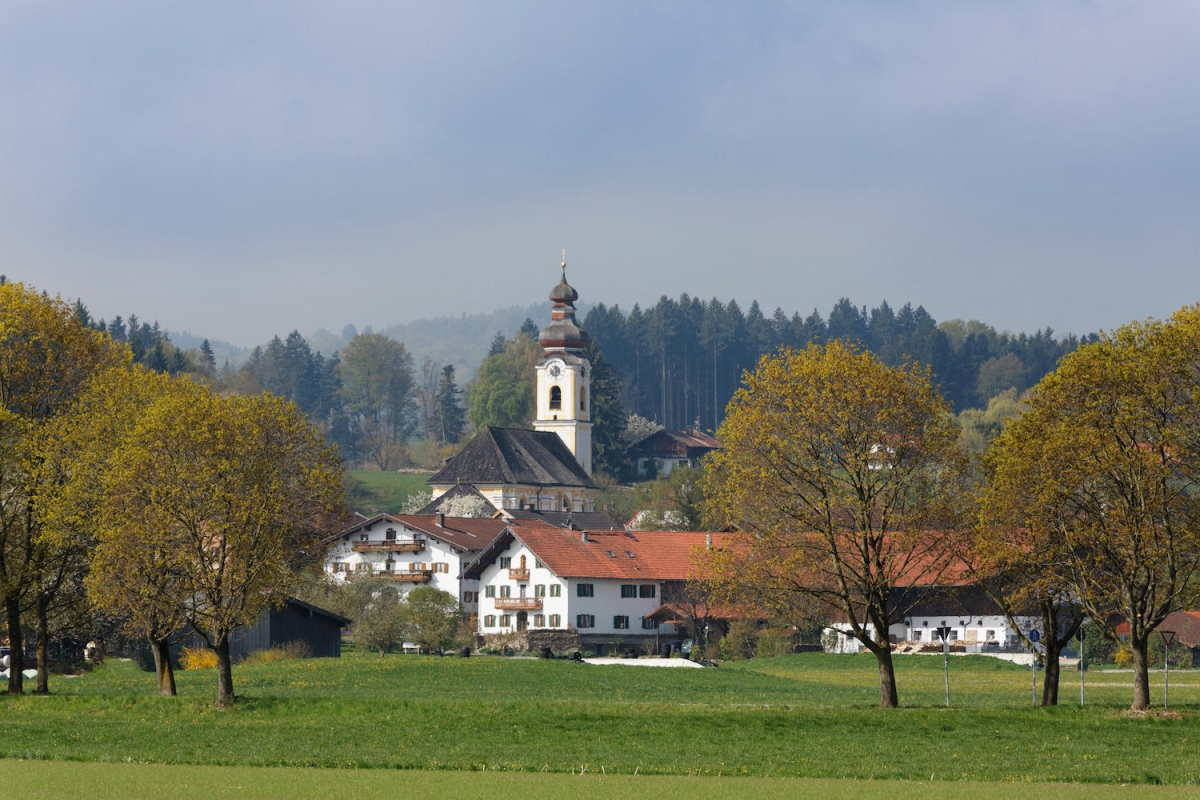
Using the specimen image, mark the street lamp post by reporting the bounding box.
[1077,627,1086,708]
[935,626,952,707]
[1161,630,1176,709]
[1028,629,1041,707]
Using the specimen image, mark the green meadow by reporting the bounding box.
[343,469,430,514]
[1,653,1197,788]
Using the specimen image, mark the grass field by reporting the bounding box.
[344,469,431,515]
[2,653,1198,787]
[3,760,1195,800]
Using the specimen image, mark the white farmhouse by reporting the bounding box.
[462,526,716,653]
[323,513,509,614]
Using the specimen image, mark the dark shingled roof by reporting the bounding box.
[428,426,596,489]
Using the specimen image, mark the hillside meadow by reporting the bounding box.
[1,653,1197,787]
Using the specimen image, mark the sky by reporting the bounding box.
[2,1,1198,347]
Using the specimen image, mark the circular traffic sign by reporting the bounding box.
[1028,629,1041,643]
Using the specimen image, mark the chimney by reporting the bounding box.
[705,533,713,549]
[581,530,589,543]
[438,513,445,527]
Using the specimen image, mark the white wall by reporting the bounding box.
[476,538,668,637]
[324,521,478,607]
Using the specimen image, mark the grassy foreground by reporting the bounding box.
[2,760,1194,800]
[2,654,1198,785]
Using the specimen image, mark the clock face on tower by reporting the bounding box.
[548,364,562,378]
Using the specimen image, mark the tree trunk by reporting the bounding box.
[1041,636,1060,706]
[214,636,234,707]
[873,645,899,708]
[5,591,23,695]
[1130,635,1150,711]
[150,637,176,697]
[34,597,49,694]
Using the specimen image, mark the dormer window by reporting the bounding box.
[549,386,562,410]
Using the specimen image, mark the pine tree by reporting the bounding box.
[432,365,466,444]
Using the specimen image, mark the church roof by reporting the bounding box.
[428,426,596,490]
[500,509,625,530]
[538,265,589,351]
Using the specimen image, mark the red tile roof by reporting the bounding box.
[472,528,727,580]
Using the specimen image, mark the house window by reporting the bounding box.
[412,562,426,571]
[639,585,656,598]
[535,584,546,597]
[462,591,477,603]
[386,529,396,541]
[550,386,562,410]
[986,630,996,641]
[549,614,561,627]
[500,614,511,627]
[576,614,595,629]
[433,562,449,573]
[620,584,637,598]
[533,614,545,627]
[355,562,370,573]
[484,615,495,627]
[485,585,496,598]
[500,557,512,569]
[613,616,629,630]
[499,585,512,598]
[576,583,593,598]
[642,618,658,630]
[535,559,544,569]
[550,584,561,597]
[913,630,922,642]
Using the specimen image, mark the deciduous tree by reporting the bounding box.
[701,340,965,708]
[100,388,343,706]
[0,283,126,694]
[981,307,1200,710]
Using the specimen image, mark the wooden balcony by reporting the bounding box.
[352,540,425,553]
[507,568,530,581]
[494,597,542,611]
[347,569,431,582]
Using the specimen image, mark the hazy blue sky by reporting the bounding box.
[3,2,1198,346]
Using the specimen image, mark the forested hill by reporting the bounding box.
[582,296,1096,431]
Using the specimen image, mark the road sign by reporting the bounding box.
[1028,629,1041,644]
[1076,628,1086,641]
[935,626,952,642]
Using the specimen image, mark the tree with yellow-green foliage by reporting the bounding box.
[701,340,966,708]
[0,282,127,694]
[981,306,1200,711]
[99,388,343,706]
[468,331,541,431]
[36,365,197,695]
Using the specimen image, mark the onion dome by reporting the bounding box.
[539,262,590,352]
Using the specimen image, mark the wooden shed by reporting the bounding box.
[175,599,349,661]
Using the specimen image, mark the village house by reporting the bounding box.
[461,526,718,653]
[628,427,721,478]
[323,513,510,614]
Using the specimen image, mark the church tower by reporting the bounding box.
[534,260,593,476]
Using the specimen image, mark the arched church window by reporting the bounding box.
[550,386,562,410]
[580,387,586,411]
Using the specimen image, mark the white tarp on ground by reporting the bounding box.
[0,669,39,680]
[582,657,704,668]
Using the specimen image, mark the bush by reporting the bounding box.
[755,632,794,659]
[720,619,758,661]
[242,641,312,665]
[180,646,217,670]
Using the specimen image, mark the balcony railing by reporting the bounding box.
[352,540,425,553]
[494,597,542,611]
[507,568,530,581]
[347,569,432,582]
